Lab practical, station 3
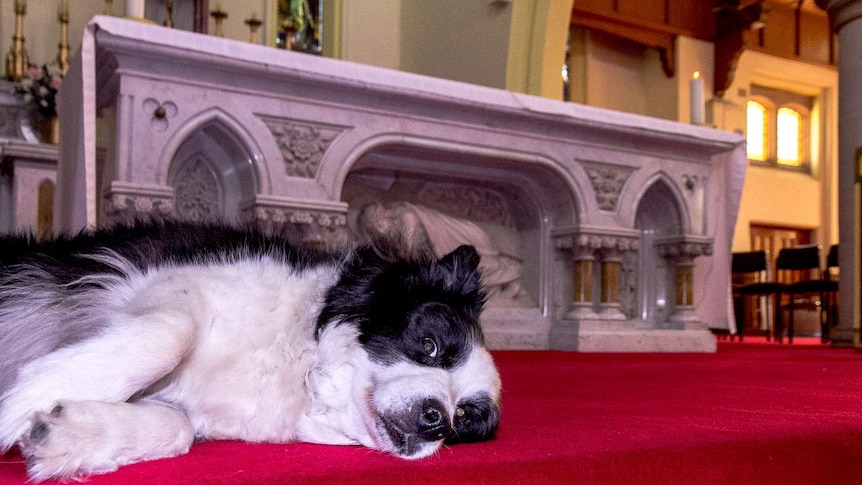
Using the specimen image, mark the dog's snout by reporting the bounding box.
[417,399,450,441]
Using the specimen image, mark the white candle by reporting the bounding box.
[690,71,705,125]
[125,0,144,18]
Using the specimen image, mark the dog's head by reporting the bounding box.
[316,244,501,458]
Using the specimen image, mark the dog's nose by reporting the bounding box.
[417,398,450,441]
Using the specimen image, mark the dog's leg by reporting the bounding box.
[20,399,194,481]
[0,276,204,452]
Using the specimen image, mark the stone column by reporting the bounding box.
[656,237,713,326]
[816,0,862,347]
[553,233,601,320]
[569,240,598,319]
[598,245,626,320]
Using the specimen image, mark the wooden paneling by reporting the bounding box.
[573,0,714,40]
[741,1,835,66]
[573,0,835,90]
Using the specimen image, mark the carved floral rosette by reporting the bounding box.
[260,117,344,178]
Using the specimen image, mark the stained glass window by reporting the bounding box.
[776,107,802,166]
[746,101,767,161]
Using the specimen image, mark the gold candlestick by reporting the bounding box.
[164,0,174,27]
[57,0,70,74]
[245,12,262,44]
[5,0,29,82]
[210,5,228,37]
[104,0,114,15]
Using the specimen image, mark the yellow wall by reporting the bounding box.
[506,0,571,100]
[717,50,838,251]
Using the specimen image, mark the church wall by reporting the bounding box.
[566,30,707,123]
[717,50,838,252]
[399,0,511,90]
[338,0,401,70]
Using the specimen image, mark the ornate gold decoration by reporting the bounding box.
[5,0,29,82]
[164,0,174,27]
[210,4,228,37]
[245,12,262,44]
[57,0,70,74]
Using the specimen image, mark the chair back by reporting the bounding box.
[826,244,839,280]
[776,244,822,283]
[732,251,769,284]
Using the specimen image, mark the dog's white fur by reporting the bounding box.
[0,252,501,481]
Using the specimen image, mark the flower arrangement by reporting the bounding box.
[16,63,63,118]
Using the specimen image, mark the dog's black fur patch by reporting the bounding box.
[316,244,486,370]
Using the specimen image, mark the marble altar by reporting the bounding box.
[57,16,747,352]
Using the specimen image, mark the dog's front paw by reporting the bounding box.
[20,401,122,481]
[19,400,195,482]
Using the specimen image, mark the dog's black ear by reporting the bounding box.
[440,245,480,271]
[446,393,500,445]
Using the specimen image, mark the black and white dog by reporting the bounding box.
[0,219,501,481]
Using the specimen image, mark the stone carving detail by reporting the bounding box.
[357,202,531,306]
[682,174,701,193]
[104,194,173,222]
[249,206,348,247]
[262,118,343,178]
[173,159,220,222]
[554,231,640,317]
[554,234,639,253]
[656,240,714,261]
[620,250,639,319]
[582,162,635,211]
[416,183,515,227]
[143,98,178,132]
[251,207,346,227]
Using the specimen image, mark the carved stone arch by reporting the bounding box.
[633,178,687,324]
[339,138,581,338]
[635,178,686,236]
[166,117,261,223]
[328,134,583,229]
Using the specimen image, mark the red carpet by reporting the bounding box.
[3,343,862,484]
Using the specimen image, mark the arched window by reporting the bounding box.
[745,85,812,172]
[776,107,802,166]
[746,101,767,161]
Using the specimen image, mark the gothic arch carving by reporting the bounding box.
[158,107,269,194]
[164,114,261,222]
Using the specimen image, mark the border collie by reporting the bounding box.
[0,219,501,481]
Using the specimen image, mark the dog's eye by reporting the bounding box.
[422,337,438,357]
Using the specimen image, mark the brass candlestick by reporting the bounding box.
[5,0,29,82]
[245,12,262,44]
[104,0,114,15]
[164,0,174,27]
[57,0,70,74]
[210,5,228,37]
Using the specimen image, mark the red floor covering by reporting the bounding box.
[3,343,862,484]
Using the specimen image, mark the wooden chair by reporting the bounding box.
[775,244,839,344]
[731,251,784,341]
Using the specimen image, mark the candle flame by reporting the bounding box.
[693,71,700,80]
